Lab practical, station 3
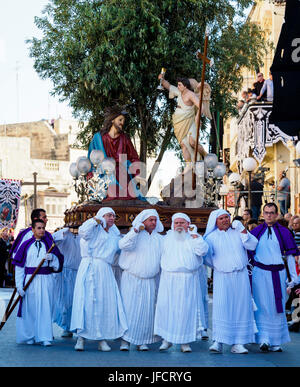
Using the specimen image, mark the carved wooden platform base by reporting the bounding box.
[64,199,215,233]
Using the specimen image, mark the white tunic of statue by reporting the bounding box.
[70,218,128,340]
[15,243,59,344]
[252,227,298,346]
[154,230,208,344]
[204,222,258,345]
[52,228,82,332]
[119,213,163,345]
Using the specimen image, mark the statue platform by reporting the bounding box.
[64,199,214,233]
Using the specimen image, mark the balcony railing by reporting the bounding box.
[236,101,297,164]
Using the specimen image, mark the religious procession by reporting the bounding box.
[1,0,300,369]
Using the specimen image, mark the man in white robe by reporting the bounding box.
[204,209,258,354]
[154,213,208,353]
[118,209,164,351]
[52,227,82,338]
[13,219,63,346]
[70,207,127,352]
[249,203,300,352]
[187,224,210,341]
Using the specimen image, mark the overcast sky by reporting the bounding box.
[0,1,74,124]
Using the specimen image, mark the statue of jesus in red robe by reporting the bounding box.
[88,106,145,201]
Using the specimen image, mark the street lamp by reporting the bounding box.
[203,154,226,207]
[204,153,218,170]
[70,154,118,203]
[69,156,92,203]
[243,157,257,208]
[90,150,105,172]
[76,156,92,175]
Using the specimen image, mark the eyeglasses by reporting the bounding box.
[263,211,276,215]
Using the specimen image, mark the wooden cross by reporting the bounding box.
[192,30,211,190]
[22,172,50,209]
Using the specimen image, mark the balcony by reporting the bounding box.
[236,102,297,164]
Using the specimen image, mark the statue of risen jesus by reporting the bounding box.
[158,74,209,163]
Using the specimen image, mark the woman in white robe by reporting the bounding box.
[204,209,258,354]
[52,228,82,337]
[70,207,128,351]
[154,213,208,352]
[118,209,163,350]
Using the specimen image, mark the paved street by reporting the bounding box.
[0,288,300,367]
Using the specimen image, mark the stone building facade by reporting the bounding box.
[0,119,86,232]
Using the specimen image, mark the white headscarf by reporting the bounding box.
[171,212,191,230]
[203,209,230,239]
[95,207,120,235]
[132,209,164,233]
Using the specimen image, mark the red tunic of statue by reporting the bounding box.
[102,132,141,200]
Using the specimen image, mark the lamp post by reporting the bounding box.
[69,156,92,203]
[89,150,105,173]
[203,154,226,207]
[70,154,117,203]
[243,157,257,209]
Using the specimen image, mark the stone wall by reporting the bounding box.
[0,121,69,161]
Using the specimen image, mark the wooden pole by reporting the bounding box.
[0,243,55,330]
[192,33,209,190]
[0,287,17,327]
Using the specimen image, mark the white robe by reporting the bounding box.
[198,264,209,328]
[15,242,59,344]
[252,227,299,346]
[112,252,123,289]
[118,229,163,345]
[52,229,82,331]
[204,228,258,345]
[70,218,128,340]
[154,231,208,344]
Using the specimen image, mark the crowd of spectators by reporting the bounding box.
[237,71,274,114]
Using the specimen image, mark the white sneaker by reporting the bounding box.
[209,341,223,353]
[138,344,149,351]
[269,346,282,352]
[159,340,172,351]
[61,330,73,338]
[231,344,248,354]
[98,340,111,352]
[26,339,35,345]
[75,336,85,351]
[41,341,52,347]
[181,344,192,353]
[120,339,130,351]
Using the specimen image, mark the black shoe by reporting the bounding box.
[260,343,269,352]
